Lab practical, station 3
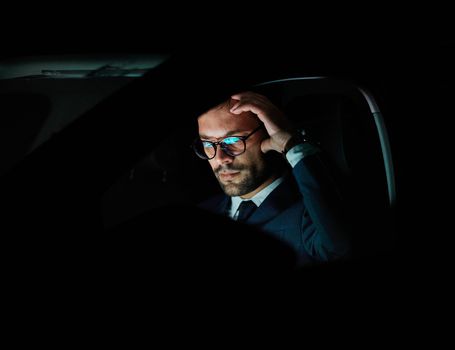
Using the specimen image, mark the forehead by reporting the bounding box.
[198,104,258,138]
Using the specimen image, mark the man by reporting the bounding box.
[194,91,351,266]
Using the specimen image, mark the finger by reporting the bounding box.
[260,138,274,153]
[230,93,243,100]
[231,95,269,109]
[230,98,267,114]
[229,101,241,111]
[231,92,252,100]
[231,91,268,102]
[230,102,264,119]
[230,95,266,111]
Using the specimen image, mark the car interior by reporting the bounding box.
[100,75,396,259]
[2,12,455,337]
[0,54,167,176]
[0,53,398,264]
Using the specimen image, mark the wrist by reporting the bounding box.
[282,132,306,154]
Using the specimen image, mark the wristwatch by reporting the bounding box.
[283,132,308,154]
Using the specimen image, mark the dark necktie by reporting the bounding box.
[236,200,257,222]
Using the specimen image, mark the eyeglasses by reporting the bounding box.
[193,125,262,160]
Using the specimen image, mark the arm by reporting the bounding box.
[287,144,351,260]
[231,92,351,261]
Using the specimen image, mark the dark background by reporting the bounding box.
[0,10,453,338]
[2,17,453,257]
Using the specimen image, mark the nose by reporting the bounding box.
[212,147,234,166]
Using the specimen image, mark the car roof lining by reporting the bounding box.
[0,54,168,79]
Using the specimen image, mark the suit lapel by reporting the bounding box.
[247,174,301,225]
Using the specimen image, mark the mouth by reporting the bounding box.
[219,171,240,181]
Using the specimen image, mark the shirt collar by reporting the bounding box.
[229,176,285,218]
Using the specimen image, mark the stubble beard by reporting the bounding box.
[218,170,259,196]
[215,161,272,197]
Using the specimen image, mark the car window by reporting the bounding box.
[0,54,168,175]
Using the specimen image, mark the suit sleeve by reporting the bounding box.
[287,144,352,261]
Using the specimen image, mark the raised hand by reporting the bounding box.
[230,91,296,153]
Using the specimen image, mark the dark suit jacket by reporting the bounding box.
[200,154,351,266]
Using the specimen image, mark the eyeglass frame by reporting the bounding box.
[193,124,263,160]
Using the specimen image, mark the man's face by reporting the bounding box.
[198,101,274,198]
